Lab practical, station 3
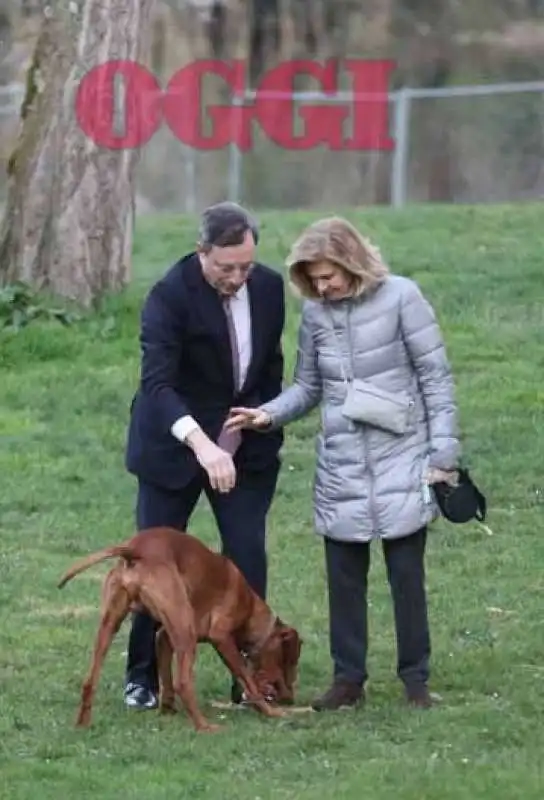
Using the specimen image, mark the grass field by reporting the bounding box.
[1,203,543,799]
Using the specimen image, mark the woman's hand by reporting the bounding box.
[225,407,272,431]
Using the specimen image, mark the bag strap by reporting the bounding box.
[475,490,487,522]
[459,467,487,522]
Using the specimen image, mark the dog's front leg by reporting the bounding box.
[170,635,222,733]
[212,637,286,719]
[143,570,221,733]
[156,627,176,714]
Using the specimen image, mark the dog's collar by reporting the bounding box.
[246,614,278,658]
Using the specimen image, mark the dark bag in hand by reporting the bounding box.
[432,468,487,524]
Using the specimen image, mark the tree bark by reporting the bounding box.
[0,0,155,307]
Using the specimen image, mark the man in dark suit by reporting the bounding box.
[123,202,285,710]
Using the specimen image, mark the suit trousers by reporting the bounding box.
[125,459,280,692]
[323,526,430,688]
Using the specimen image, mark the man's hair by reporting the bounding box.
[198,202,259,250]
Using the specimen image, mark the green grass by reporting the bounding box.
[1,203,544,799]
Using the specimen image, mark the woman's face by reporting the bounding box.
[305,259,353,300]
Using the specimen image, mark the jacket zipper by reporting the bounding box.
[345,304,380,537]
[362,425,379,538]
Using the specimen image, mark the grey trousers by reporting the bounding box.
[323,526,430,687]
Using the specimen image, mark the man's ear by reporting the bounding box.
[196,241,211,257]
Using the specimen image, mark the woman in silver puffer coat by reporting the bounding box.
[226,216,461,712]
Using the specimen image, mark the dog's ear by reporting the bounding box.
[279,625,302,666]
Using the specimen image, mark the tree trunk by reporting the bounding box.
[0,0,155,307]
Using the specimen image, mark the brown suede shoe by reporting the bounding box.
[405,683,435,708]
[311,679,364,712]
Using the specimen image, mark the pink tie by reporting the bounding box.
[217,298,242,455]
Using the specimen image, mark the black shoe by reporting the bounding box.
[124,682,158,710]
[311,679,364,712]
[230,679,248,705]
[405,683,438,709]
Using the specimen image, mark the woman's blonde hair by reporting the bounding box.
[286,216,390,299]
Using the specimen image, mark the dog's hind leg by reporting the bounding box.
[76,569,131,727]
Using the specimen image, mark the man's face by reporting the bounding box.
[198,229,256,296]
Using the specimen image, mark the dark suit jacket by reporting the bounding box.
[125,252,285,489]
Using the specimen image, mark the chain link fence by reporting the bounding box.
[1,79,544,212]
[223,80,544,210]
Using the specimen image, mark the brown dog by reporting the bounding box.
[57,526,302,732]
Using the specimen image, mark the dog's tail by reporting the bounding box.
[57,543,136,589]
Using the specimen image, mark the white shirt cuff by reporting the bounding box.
[171,415,200,442]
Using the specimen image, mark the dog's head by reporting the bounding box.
[251,618,303,704]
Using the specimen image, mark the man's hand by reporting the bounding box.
[185,429,236,493]
[225,407,272,431]
[426,467,458,486]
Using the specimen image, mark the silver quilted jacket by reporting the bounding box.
[260,275,461,542]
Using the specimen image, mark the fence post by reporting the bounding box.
[227,95,243,203]
[390,88,411,208]
[183,147,196,212]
